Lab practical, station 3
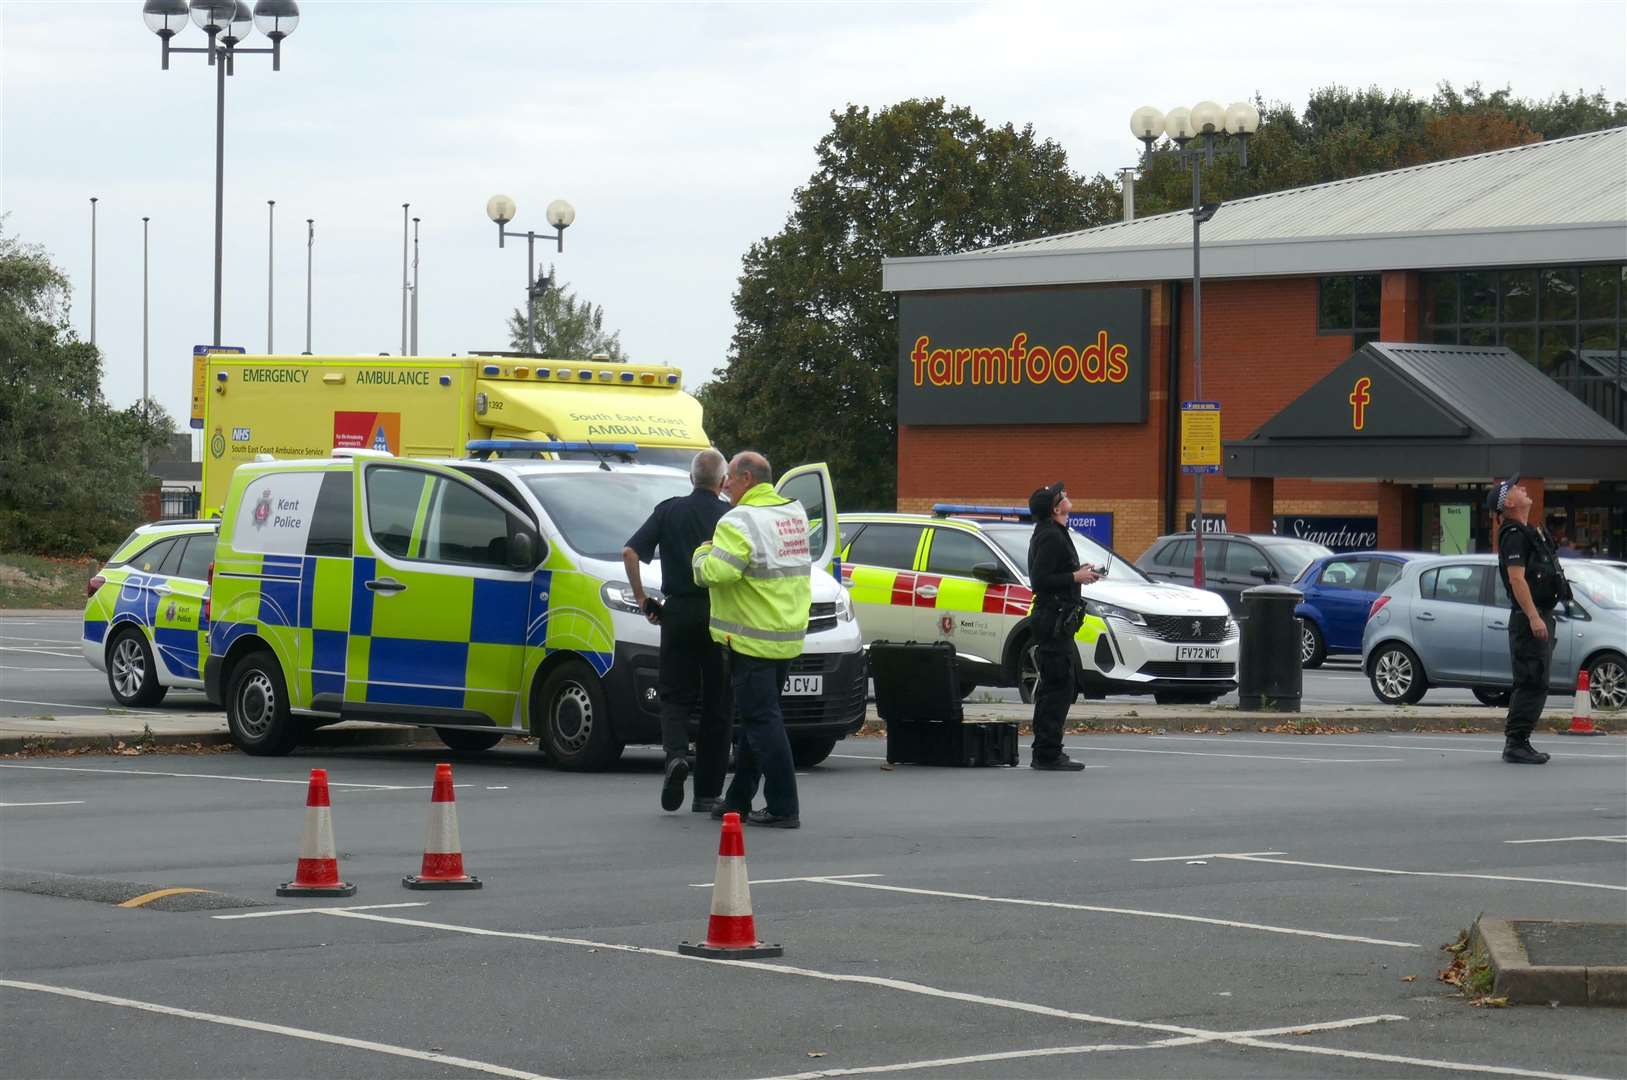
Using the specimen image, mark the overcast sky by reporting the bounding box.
[3,1,1624,440]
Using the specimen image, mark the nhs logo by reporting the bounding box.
[232,427,252,441]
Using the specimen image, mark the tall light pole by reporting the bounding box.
[410,216,421,357]
[486,194,576,356]
[89,197,98,346]
[400,203,410,356]
[1132,99,1259,590]
[144,0,302,347]
[142,216,151,404]
[266,199,275,352]
[304,217,313,354]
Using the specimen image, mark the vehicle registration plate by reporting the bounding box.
[1175,646,1221,661]
[783,674,823,696]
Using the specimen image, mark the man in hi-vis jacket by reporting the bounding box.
[692,451,810,829]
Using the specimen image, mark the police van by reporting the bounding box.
[82,520,219,705]
[203,444,865,768]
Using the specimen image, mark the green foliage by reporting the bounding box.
[1133,82,1626,218]
[702,98,1118,510]
[506,266,627,361]
[0,223,175,556]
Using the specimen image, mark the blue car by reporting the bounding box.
[1293,551,1422,668]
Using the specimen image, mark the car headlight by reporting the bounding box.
[600,581,660,614]
[834,587,855,623]
[1086,599,1146,625]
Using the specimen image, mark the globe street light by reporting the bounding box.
[488,194,577,356]
[143,0,301,347]
[1130,98,1259,589]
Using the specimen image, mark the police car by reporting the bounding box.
[204,444,865,768]
[839,507,1238,703]
[82,520,218,705]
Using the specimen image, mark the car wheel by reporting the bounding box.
[790,736,837,768]
[1299,620,1327,669]
[1369,643,1427,706]
[225,649,299,756]
[1472,687,1511,708]
[1588,652,1627,711]
[534,658,623,771]
[1016,637,1040,705]
[106,627,168,707]
[435,728,504,752]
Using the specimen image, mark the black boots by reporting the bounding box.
[1502,739,1551,765]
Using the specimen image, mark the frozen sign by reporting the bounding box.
[232,471,326,556]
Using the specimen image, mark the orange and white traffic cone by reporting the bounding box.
[403,763,482,890]
[1559,669,1605,736]
[678,812,783,959]
[277,768,356,897]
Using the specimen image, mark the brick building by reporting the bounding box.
[882,128,1627,560]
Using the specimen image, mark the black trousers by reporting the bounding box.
[657,594,730,799]
[1504,608,1556,741]
[1030,635,1076,760]
[723,654,799,818]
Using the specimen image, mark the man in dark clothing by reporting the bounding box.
[1026,481,1101,772]
[623,448,732,811]
[1489,475,1568,765]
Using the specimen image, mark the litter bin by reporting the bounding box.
[1237,584,1303,712]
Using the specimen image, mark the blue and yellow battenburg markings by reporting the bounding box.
[84,568,211,682]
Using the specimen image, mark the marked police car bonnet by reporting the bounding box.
[1028,482,1064,521]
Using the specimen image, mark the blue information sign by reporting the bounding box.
[1067,512,1113,547]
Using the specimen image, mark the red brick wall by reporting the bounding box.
[896,275,1420,559]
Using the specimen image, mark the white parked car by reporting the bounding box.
[839,508,1238,704]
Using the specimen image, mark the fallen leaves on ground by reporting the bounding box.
[1401,975,1418,982]
[1261,721,1363,735]
[1470,996,1510,1008]
[806,1051,827,1059]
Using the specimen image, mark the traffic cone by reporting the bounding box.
[1559,669,1605,736]
[277,769,356,897]
[677,812,783,959]
[403,763,482,890]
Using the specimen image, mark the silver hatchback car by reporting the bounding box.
[1361,554,1626,710]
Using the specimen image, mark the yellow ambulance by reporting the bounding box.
[194,353,708,513]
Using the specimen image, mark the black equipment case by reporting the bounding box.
[870,641,1017,768]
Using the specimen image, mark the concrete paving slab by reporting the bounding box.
[1474,917,1627,1007]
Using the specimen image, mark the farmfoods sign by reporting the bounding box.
[897,287,1149,425]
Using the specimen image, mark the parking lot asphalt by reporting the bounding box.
[0,613,1483,722]
[2,731,1623,1079]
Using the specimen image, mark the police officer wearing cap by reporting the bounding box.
[623,448,732,811]
[1490,475,1570,765]
[1026,482,1101,771]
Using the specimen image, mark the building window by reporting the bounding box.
[1421,262,1625,429]
[1318,274,1382,338]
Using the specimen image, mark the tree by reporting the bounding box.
[506,267,628,360]
[701,98,1119,510]
[0,223,174,555]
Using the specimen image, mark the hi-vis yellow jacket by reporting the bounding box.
[692,483,812,659]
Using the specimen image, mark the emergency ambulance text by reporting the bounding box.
[909,331,1131,388]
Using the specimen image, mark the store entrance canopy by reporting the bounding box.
[1223,342,1627,480]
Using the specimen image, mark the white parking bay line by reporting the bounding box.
[213,902,430,920]
[0,647,82,659]
[0,980,560,1080]
[830,752,1109,768]
[0,801,86,808]
[0,698,126,713]
[1504,835,1627,845]
[1082,746,1402,764]
[1136,851,1627,893]
[771,876,1417,948]
[0,635,79,644]
[0,763,417,791]
[1156,735,1625,759]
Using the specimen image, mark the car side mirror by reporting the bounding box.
[972,562,1012,585]
[509,529,538,570]
[1249,565,1275,581]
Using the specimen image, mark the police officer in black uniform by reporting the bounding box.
[623,448,732,810]
[1490,475,1569,765]
[1026,482,1101,772]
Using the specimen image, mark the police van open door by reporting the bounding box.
[775,463,837,575]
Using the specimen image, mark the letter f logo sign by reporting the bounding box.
[1349,376,1372,431]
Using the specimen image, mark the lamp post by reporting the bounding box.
[411,216,421,357]
[486,194,576,356]
[1131,99,1259,589]
[89,197,98,346]
[143,0,301,347]
[142,216,150,404]
[400,203,409,355]
[266,199,275,352]
[304,217,313,354]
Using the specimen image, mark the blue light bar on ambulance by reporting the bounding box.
[482,364,501,375]
[931,503,1033,519]
[466,440,640,456]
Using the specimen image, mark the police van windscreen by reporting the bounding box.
[522,472,693,560]
[981,524,1145,582]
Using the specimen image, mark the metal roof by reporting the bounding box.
[884,128,1627,292]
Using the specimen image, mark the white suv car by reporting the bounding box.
[839,508,1237,704]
